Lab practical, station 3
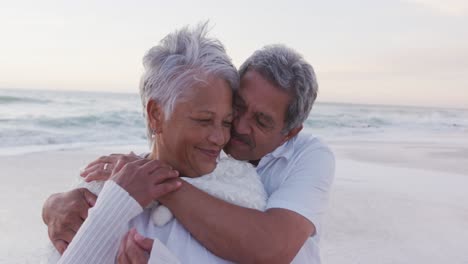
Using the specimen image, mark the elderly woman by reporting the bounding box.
[51,23,266,264]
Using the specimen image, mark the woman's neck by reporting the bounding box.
[149,142,181,174]
[150,140,192,178]
[148,142,160,160]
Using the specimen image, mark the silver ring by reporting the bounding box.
[103,163,109,171]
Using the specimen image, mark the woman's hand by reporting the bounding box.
[111,159,181,207]
[80,152,142,182]
[117,228,153,264]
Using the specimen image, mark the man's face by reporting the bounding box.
[224,70,292,162]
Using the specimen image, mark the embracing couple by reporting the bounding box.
[42,22,335,264]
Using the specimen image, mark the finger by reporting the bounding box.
[84,164,112,182]
[140,159,172,172]
[126,240,149,263]
[118,231,131,264]
[87,153,126,169]
[150,167,179,185]
[126,231,150,263]
[117,251,130,264]
[81,163,107,179]
[150,179,182,199]
[80,163,101,178]
[117,250,130,264]
[133,231,154,252]
[83,155,113,171]
[112,158,150,181]
[53,239,69,255]
[80,188,97,208]
[119,159,152,173]
[112,159,129,176]
[51,228,76,244]
[127,158,151,168]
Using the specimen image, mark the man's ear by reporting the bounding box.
[147,100,164,134]
[282,124,303,144]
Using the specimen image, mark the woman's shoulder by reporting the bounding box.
[215,153,256,176]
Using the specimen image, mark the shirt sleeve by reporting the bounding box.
[58,180,143,264]
[265,147,335,235]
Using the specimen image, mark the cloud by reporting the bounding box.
[406,0,468,16]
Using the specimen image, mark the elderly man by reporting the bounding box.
[43,44,335,264]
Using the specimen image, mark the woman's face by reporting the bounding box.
[155,76,233,177]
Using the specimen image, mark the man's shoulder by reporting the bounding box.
[292,132,333,157]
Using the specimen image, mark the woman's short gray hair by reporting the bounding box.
[239,44,318,133]
[139,22,239,142]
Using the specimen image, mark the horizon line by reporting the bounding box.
[1,86,467,111]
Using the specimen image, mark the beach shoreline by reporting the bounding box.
[330,139,468,175]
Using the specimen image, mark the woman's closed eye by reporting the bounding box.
[192,117,232,128]
[223,120,232,128]
[195,118,212,126]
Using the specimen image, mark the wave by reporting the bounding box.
[32,111,144,128]
[0,124,147,149]
[0,95,51,104]
[308,103,468,132]
[1,89,467,154]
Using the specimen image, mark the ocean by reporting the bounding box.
[1,88,467,155]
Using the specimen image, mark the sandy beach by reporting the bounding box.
[0,141,467,263]
[322,140,468,263]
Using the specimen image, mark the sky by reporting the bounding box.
[0,0,467,108]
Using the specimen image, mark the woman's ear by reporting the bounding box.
[147,100,164,134]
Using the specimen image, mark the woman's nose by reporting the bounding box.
[208,126,227,146]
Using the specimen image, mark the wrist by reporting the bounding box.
[158,179,189,205]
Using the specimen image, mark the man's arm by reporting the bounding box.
[161,147,335,264]
[160,182,314,264]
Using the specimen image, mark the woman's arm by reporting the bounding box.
[57,180,142,264]
[54,159,181,263]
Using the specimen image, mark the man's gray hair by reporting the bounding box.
[239,44,318,133]
[139,22,239,142]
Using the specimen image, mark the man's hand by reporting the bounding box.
[80,152,142,182]
[117,228,153,264]
[111,159,181,207]
[42,188,97,254]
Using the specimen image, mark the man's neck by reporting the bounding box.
[249,159,260,166]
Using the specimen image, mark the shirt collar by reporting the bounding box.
[257,135,296,167]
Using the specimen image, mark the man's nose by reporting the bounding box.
[233,113,251,135]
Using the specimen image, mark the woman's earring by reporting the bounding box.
[151,129,157,138]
